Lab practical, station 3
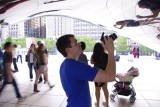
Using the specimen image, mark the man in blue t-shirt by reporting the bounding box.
[56,34,116,107]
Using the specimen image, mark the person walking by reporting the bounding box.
[27,44,37,81]
[0,42,26,101]
[33,43,54,92]
[17,45,23,64]
[78,41,88,64]
[12,44,18,72]
[91,43,109,107]
[35,41,43,83]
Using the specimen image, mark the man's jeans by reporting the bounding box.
[0,77,21,98]
[17,55,22,63]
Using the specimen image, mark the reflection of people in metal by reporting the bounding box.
[133,47,137,58]
[136,47,140,58]
[114,19,160,29]
[137,0,160,19]
[157,34,160,39]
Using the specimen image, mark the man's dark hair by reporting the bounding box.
[80,41,86,51]
[13,44,17,48]
[4,42,12,49]
[56,34,74,57]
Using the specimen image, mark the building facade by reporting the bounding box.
[2,16,110,40]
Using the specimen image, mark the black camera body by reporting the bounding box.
[100,32,118,43]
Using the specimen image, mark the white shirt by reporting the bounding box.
[29,53,34,63]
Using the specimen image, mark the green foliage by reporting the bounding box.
[35,38,56,51]
[12,37,26,48]
[6,36,12,42]
[139,45,154,52]
[76,36,96,51]
[115,36,129,53]
[1,36,13,49]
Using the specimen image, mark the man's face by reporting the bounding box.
[67,37,82,57]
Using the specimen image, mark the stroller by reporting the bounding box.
[110,66,139,103]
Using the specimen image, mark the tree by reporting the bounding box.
[76,36,96,51]
[115,36,129,53]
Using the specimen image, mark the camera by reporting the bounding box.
[100,32,118,43]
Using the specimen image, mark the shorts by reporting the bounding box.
[38,65,48,73]
[95,82,105,87]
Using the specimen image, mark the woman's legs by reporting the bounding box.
[95,86,101,107]
[29,63,33,80]
[102,83,109,107]
[33,70,41,92]
[43,70,54,88]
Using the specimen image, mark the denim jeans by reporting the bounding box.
[17,55,22,63]
[29,63,42,81]
[29,63,36,79]
[13,58,18,71]
[0,77,21,98]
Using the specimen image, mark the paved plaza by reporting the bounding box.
[0,54,160,107]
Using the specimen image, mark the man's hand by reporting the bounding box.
[102,36,114,53]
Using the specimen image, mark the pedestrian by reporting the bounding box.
[0,42,26,101]
[133,47,137,58]
[0,47,3,72]
[27,44,37,81]
[137,47,140,58]
[78,41,88,64]
[56,34,116,107]
[12,44,18,72]
[35,41,43,83]
[17,45,23,64]
[33,43,54,92]
[91,43,109,107]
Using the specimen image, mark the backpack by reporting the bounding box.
[25,55,28,62]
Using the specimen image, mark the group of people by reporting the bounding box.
[26,41,54,92]
[0,41,54,102]
[0,34,116,107]
[114,0,160,29]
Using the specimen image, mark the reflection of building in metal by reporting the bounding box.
[2,16,111,40]
[46,16,74,40]
[74,20,109,41]
[8,22,25,39]
[24,17,46,38]
[46,16,109,40]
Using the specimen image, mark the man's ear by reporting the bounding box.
[65,48,70,56]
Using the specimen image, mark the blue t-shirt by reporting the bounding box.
[60,59,98,107]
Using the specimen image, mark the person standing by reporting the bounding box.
[132,47,137,58]
[17,45,22,64]
[27,44,37,81]
[78,41,88,64]
[0,42,26,101]
[56,34,116,107]
[0,47,3,72]
[33,43,54,92]
[12,44,18,72]
[137,47,140,58]
[91,43,109,107]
